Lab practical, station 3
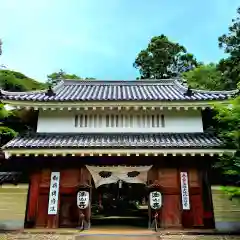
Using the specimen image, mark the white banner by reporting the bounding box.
[180,172,190,210]
[86,165,152,188]
[48,172,60,215]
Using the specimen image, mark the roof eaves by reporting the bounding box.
[175,79,238,96]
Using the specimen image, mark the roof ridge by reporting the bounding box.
[62,79,176,86]
[19,132,215,136]
[0,80,64,96]
[0,88,46,96]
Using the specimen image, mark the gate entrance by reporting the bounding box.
[91,182,149,228]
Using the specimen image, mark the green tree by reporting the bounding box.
[133,35,198,79]
[214,94,240,197]
[217,7,240,90]
[0,102,39,147]
[213,7,240,197]
[47,69,95,86]
[47,69,80,85]
[0,70,46,91]
[0,42,41,146]
[182,63,226,90]
[0,41,16,146]
[0,104,17,146]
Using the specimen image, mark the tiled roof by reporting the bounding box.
[0,79,237,102]
[2,133,224,149]
[0,172,21,184]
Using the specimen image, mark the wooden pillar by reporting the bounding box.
[46,192,60,228]
[26,172,40,226]
[80,166,92,229]
[158,168,182,228]
[201,169,215,228]
[147,166,156,228]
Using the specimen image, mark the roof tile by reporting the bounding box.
[1,79,237,102]
[2,133,224,149]
[0,172,21,184]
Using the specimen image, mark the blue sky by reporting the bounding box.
[0,0,239,82]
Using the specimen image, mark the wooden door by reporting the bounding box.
[181,169,204,228]
[35,194,48,228]
[59,195,79,228]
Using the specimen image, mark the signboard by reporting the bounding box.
[180,172,190,210]
[77,191,90,209]
[149,191,162,210]
[48,172,60,215]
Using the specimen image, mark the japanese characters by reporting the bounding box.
[48,172,60,215]
[180,172,190,210]
[149,191,162,210]
[77,191,89,209]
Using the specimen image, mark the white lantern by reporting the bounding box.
[149,191,162,210]
[77,191,89,209]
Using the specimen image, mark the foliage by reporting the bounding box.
[214,96,240,197]
[0,125,17,147]
[0,104,10,119]
[0,41,17,146]
[0,126,17,139]
[0,42,44,147]
[215,96,240,149]
[213,7,240,198]
[217,7,240,90]
[133,35,198,79]
[0,69,46,91]
[218,7,240,57]
[0,106,38,147]
[47,69,95,85]
[0,104,17,146]
[47,69,80,85]
[221,186,240,200]
[182,63,227,90]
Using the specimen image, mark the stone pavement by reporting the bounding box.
[0,228,240,240]
[0,233,240,239]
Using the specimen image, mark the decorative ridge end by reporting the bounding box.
[45,86,56,97]
[184,87,194,97]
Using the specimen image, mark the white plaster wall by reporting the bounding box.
[37,109,203,133]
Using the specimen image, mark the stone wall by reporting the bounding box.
[211,186,240,232]
[0,184,28,230]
